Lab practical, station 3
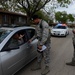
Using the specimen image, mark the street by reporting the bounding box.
[15,29,75,75]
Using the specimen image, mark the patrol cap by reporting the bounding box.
[32,15,39,20]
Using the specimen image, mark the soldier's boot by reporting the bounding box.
[41,66,50,75]
[31,62,41,71]
[66,58,75,66]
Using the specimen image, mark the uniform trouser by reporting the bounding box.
[37,42,51,66]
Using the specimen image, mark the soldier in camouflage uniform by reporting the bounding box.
[29,15,51,75]
[66,29,75,66]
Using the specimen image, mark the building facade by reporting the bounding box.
[0,9,27,26]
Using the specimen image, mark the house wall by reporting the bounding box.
[0,10,27,26]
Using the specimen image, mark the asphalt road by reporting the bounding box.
[15,29,75,75]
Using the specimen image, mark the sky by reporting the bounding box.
[55,1,75,14]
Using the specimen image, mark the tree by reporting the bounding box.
[55,11,68,23]
[0,0,73,24]
[0,0,51,24]
[68,14,74,22]
[36,10,50,22]
[0,0,17,11]
[55,11,75,24]
[17,0,51,24]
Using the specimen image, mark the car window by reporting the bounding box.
[2,34,19,51]
[26,29,35,40]
[57,26,66,29]
[0,29,12,43]
[17,30,29,43]
[54,26,67,29]
[2,30,28,51]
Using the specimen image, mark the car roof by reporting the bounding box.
[0,26,35,31]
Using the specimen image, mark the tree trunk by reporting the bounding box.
[26,16,31,26]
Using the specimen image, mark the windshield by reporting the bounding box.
[0,29,12,43]
[53,26,67,29]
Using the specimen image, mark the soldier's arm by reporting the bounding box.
[29,30,37,42]
[39,21,49,45]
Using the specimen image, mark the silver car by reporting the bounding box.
[0,26,38,75]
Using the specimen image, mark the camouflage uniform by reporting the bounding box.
[31,20,51,66]
[72,33,75,61]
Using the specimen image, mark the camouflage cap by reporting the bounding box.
[32,15,39,20]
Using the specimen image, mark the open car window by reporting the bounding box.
[2,30,29,51]
[26,29,35,40]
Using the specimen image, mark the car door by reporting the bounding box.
[26,29,38,60]
[0,29,31,75]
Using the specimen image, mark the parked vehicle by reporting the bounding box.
[51,24,69,37]
[0,26,38,75]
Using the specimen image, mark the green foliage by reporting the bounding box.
[55,11,75,23]
[35,10,50,23]
[68,14,74,22]
[57,0,71,7]
[55,11,68,23]
[0,0,73,16]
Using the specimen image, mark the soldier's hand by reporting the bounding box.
[37,45,42,50]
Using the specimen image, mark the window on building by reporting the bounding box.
[2,15,9,23]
